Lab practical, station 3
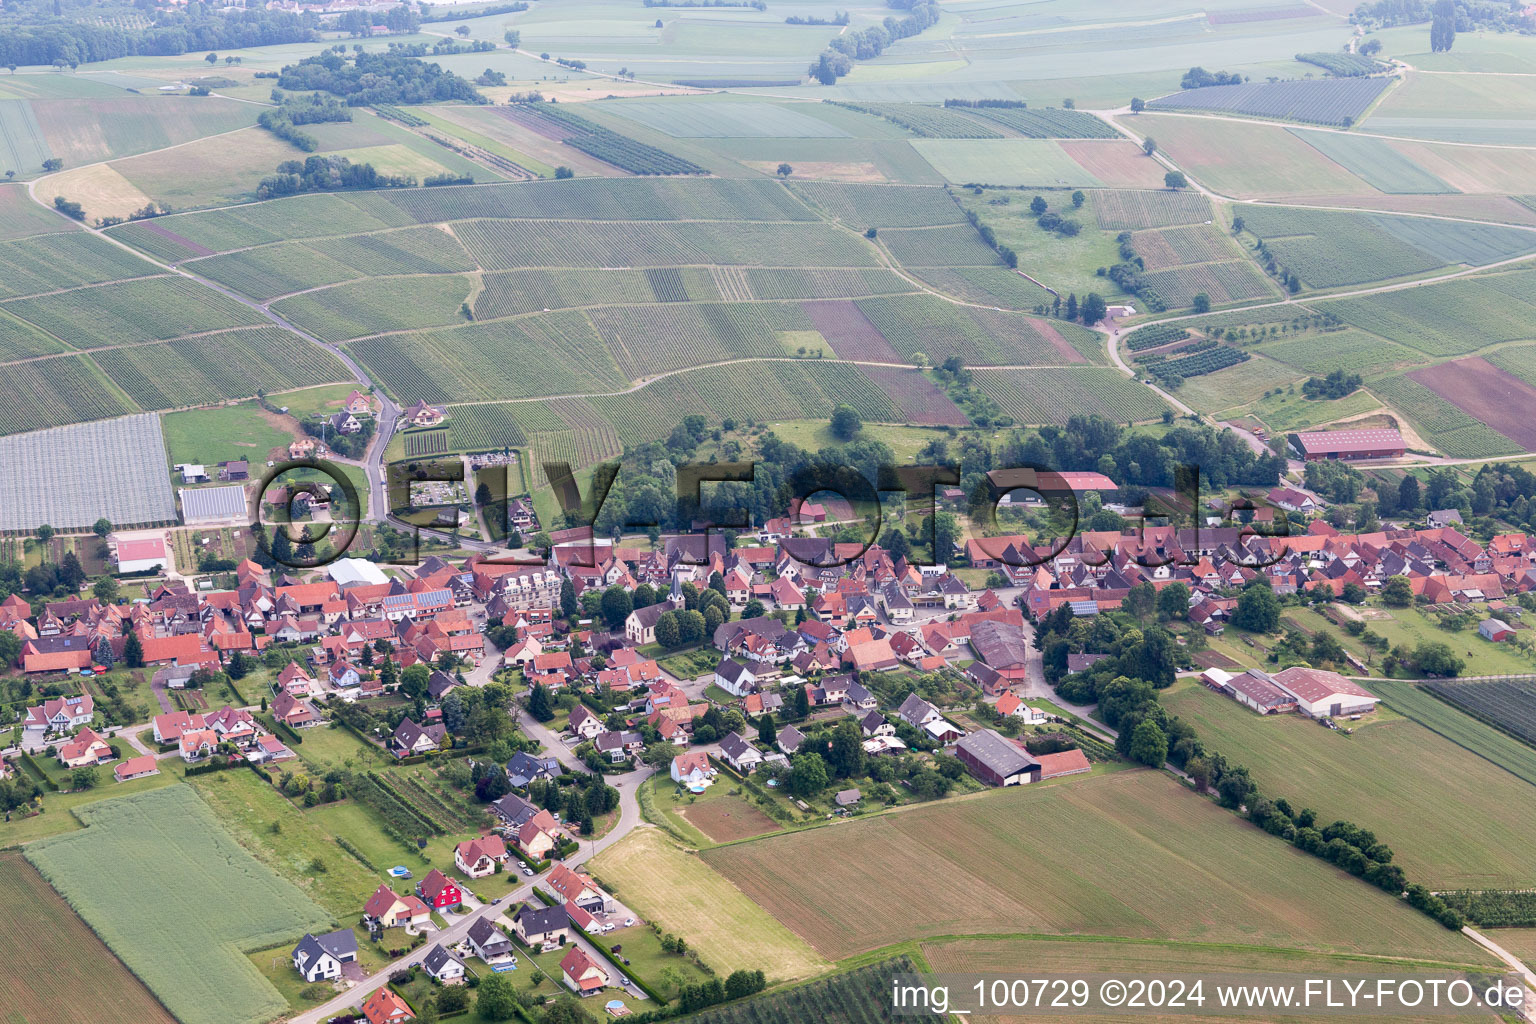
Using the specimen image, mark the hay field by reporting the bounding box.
[701,772,1481,963]
[1162,683,1536,890]
[586,827,829,982]
[1127,115,1374,198]
[25,786,334,1024]
[0,851,179,1024]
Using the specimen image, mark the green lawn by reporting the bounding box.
[756,419,953,464]
[292,720,391,774]
[602,920,712,1002]
[1161,680,1536,890]
[957,189,1128,301]
[1226,387,1384,435]
[1,760,185,846]
[277,383,365,421]
[1288,605,1536,678]
[187,769,383,919]
[162,402,294,469]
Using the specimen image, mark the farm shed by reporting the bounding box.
[954,729,1039,786]
[1269,666,1377,718]
[179,484,248,524]
[114,536,168,574]
[1292,428,1405,462]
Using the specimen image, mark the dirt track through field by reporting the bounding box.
[1408,356,1536,448]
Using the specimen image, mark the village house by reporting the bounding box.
[560,946,610,996]
[362,988,414,1024]
[512,903,570,948]
[670,749,715,786]
[467,916,514,961]
[362,885,431,930]
[719,730,764,773]
[454,835,509,878]
[416,868,463,910]
[291,928,358,983]
[423,944,466,984]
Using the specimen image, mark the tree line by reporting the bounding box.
[0,7,314,67]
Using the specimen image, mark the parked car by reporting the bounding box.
[521,867,534,876]
[623,918,634,927]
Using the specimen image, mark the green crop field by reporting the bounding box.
[606,100,853,138]
[788,181,964,228]
[856,294,1101,366]
[0,355,135,434]
[742,267,913,301]
[1130,224,1241,271]
[25,786,333,1024]
[1174,353,1306,413]
[1367,215,1536,266]
[0,183,75,242]
[677,959,913,1024]
[381,176,818,224]
[912,139,1099,186]
[0,852,179,1024]
[1093,189,1212,230]
[1132,115,1376,198]
[834,102,1002,139]
[1237,206,1446,288]
[587,302,808,379]
[1368,374,1522,457]
[879,224,1002,267]
[971,367,1168,424]
[1140,260,1276,306]
[0,231,162,301]
[349,310,626,404]
[273,274,475,343]
[448,401,570,451]
[1290,129,1457,194]
[4,276,265,349]
[1321,272,1536,356]
[93,327,354,410]
[186,242,361,302]
[1370,678,1536,789]
[452,218,876,270]
[0,307,67,361]
[1257,329,1425,378]
[924,936,1495,1023]
[1487,344,1536,389]
[703,771,1483,963]
[1161,682,1536,890]
[907,266,1053,310]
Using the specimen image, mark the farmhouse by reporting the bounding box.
[1204,668,1298,715]
[1293,428,1405,462]
[719,730,764,773]
[545,864,610,913]
[1036,748,1091,779]
[1269,666,1378,718]
[57,727,112,768]
[291,928,358,983]
[954,729,1039,786]
[363,884,431,929]
[671,749,715,785]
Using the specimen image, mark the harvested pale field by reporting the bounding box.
[1282,193,1536,226]
[1388,138,1536,194]
[586,827,829,982]
[49,162,154,223]
[0,851,179,1024]
[746,160,886,182]
[1060,140,1169,188]
[681,795,781,843]
[923,936,1497,1024]
[703,772,1484,963]
[1126,115,1373,198]
[1407,357,1536,450]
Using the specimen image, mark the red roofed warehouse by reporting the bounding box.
[1293,428,1405,462]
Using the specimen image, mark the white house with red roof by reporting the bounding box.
[57,727,112,768]
[23,693,94,736]
[153,709,205,744]
[454,836,509,878]
[114,755,160,782]
[560,946,609,996]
